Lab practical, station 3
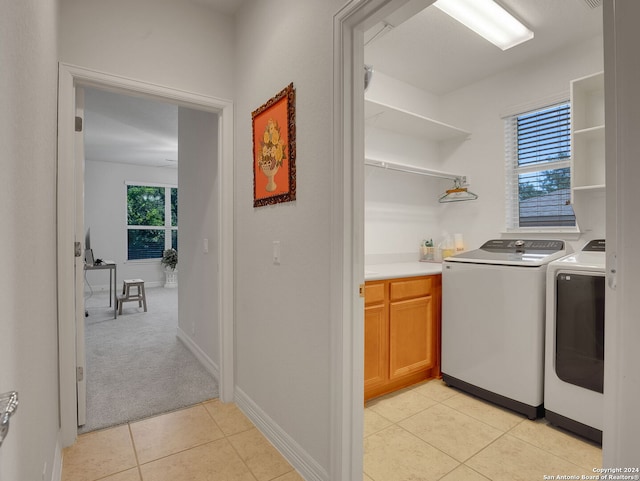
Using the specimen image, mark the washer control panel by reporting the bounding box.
[480,239,565,252]
[582,239,605,252]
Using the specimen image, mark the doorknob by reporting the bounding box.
[0,391,18,448]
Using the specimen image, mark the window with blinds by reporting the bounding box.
[505,102,576,229]
[126,183,178,260]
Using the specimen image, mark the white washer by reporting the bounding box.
[442,239,569,419]
[545,239,605,444]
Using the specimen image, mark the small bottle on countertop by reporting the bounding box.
[454,233,465,253]
[440,235,456,259]
[420,239,435,262]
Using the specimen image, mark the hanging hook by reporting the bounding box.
[439,177,478,203]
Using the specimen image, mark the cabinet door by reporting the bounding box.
[389,296,434,380]
[364,303,388,393]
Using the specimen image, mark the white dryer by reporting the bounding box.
[545,239,605,444]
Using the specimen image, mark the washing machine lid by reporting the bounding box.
[446,239,567,267]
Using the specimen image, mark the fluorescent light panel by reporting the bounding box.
[434,0,533,50]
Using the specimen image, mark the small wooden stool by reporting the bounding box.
[117,279,147,315]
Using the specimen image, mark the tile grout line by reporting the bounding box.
[391,412,463,475]
[202,400,295,481]
[223,427,262,481]
[126,422,144,480]
[369,393,464,481]
[200,399,253,464]
[433,383,602,469]
[364,382,519,481]
[501,420,600,472]
[127,403,231,473]
[415,382,600,471]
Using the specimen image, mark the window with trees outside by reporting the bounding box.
[127,183,177,260]
[505,102,576,229]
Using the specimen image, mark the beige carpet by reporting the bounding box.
[80,286,218,433]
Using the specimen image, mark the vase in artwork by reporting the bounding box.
[164,267,178,289]
[261,164,280,192]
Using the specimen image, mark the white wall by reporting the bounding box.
[177,108,220,367]
[439,34,604,251]
[59,0,235,100]
[234,0,345,476]
[365,167,447,262]
[364,72,467,261]
[84,160,178,288]
[0,1,61,480]
[366,34,605,258]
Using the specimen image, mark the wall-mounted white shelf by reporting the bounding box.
[571,72,605,192]
[574,124,605,140]
[364,99,470,141]
[573,184,605,192]
[364,157,465,182]
[570,72,605,233]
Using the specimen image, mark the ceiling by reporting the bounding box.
[84,87,179,168]
[364,0,603,95]
[83,0,603,169]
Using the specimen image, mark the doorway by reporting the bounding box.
[332,0,606,478]
[57,63,235,447]
[78,86,222,433]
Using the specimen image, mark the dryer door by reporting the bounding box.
[555,272,605,393]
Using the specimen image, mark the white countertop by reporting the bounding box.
[365,261,442,281]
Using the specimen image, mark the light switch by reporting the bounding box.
[203,238,209,253]
[273,241,280,265]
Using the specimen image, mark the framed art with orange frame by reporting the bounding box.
[252,83,296,207]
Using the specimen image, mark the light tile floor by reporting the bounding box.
[63,380,602,481]
[61,399,304,481]
[364,379,603,481]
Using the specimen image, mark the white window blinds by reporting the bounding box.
[505,102,576,229]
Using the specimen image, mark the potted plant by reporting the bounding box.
[161,248,178,288]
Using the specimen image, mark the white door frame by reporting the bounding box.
[333,0,636,474]
[331,1,411,479]
[57,63,235,447]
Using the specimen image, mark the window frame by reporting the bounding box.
[125,181,178,261]
[504,100,578,234]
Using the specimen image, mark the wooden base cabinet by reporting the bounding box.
[364,275,441,402]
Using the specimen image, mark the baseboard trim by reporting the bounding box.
[176,327,220,381]
[234,388,328,481]
[51,435,63,481]
[84,280,163,294]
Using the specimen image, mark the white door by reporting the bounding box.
[75,87,87,426]
[603,0,640,465]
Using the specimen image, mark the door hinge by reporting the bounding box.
[74,241,82,258]
[359,283,365,298]
[75,116,83,132]
[76,367,84,382]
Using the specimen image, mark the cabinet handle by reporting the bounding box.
[0,391,18,448]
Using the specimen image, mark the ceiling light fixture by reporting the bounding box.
[433,0,533,50]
